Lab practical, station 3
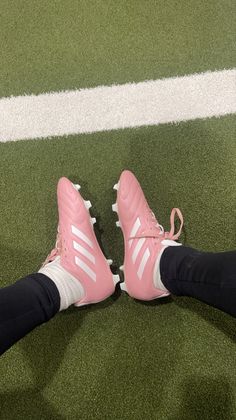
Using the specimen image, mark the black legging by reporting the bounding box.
[0,273,60,355]
[161,247,236,317]
[0,247,235,356]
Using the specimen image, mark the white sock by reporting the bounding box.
[39,256,85,311]
[153,239,182,292]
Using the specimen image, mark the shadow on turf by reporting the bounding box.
[134,293,236,343]
[0,293,121,420]
[133,295,173,307]
[174,297,236,343]
[16,285,121,387]
[0,239,121,418]
[169,375,234,420]
[0,389,64,420]
[0,293,121,419]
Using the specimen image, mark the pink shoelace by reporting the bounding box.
[130,207,184,242]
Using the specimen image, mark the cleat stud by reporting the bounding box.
[73,183,81,191]
[116,221,121,228]
[84,200,92,210]
[91,217,96,225]
[120,282,127,292]
[113,274,120,285]
[113,181,120,191]
[119,265,124,271]
[107,259,113,265]
[112,203,118,213]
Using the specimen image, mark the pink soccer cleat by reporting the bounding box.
[42,177,119,306]
[112,170,184,301]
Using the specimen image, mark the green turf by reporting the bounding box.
[1,0,235,417]
[0,0,235,97]
[0,116,235,419]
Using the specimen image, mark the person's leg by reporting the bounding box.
[0,273,60,355]
[160,246,236,317]
[0,176,119,356]
[114,170,236,317]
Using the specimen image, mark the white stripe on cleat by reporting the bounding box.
[116,221,121,228]
[113,274,120,285]
[112,203,118,213]
[120,282,127,292]
[119,265,124,271]
[107,259,113,265]
[90,217,96,225]
[84,200,92,209]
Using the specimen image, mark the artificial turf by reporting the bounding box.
[0,116,235,419]
[0,0,236,417]
[0,0,235,97]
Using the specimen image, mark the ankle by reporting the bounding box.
[38,257,84,310]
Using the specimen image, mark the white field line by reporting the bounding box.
[0,69,235,142]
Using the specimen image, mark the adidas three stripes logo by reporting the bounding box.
[71,224,97,282]
[129,217,150,280]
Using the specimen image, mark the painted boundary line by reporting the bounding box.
[0,69,235,142]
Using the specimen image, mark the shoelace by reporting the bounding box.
[130,207,184,242]
[42,226,62,267]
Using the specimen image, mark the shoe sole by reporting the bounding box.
[112,181,129,293]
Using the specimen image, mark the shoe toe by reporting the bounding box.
[119,170,137,200]
[57,177,79,203]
